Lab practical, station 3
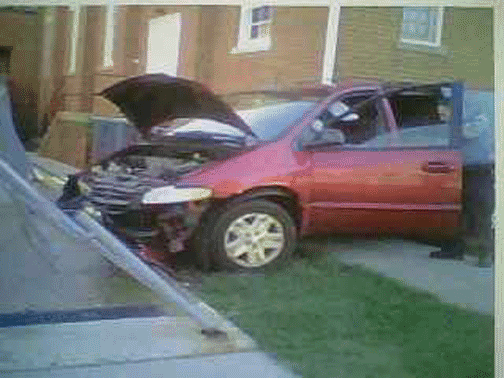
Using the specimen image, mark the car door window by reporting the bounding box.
[378,86,452,149]
[301,94,389,148]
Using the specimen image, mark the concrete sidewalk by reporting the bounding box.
[1,153,301,378]
[1,316,295,377]
[330,238,494,315]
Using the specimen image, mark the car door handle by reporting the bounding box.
[422,161,455,174]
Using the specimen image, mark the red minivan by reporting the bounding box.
[59,75,464,271]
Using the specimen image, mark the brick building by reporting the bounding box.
[57,4,496,117]
[0,7,69,140]
[334,7,493,90]
[60,4,329,116]
[0,4,493,133]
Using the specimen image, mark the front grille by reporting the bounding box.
[89,173,154,215]
[106,210,157,231]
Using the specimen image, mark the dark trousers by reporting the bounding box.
[462,164,494,253]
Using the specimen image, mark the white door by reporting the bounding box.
[146,13,181,76]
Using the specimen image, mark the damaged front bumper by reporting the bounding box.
[103,200,211,254]
[57,174,213,254]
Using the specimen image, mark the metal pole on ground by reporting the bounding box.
[0,157,232,336]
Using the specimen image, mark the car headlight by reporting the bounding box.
[141,185,213,205]
[79,182,91,195]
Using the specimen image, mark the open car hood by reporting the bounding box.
[100,74,255,138]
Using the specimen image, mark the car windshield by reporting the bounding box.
[163,101,316,142]
[238,101,315,140]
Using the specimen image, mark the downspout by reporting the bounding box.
[321,0,341,85]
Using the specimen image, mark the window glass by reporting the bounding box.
[382,87,452,148]
[249,6,272,40]
[401,7,443,46]
[239,101,314,141]
[153,101,315,142]
[303,95,388,148]
[233,4,273,53]
[251,6,271,23]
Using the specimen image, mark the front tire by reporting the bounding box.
[208,199,297,272]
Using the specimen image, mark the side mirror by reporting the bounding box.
[302,129,345,150]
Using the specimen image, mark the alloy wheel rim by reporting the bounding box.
[224,212,285,268]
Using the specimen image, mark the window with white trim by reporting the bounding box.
[68,5,80,75]
[102,4,119,68]
[400,7,444,47]
[232,4,273,54]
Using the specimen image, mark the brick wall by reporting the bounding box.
[58,5,494,119]
[451,8,493,90]
[69,5,204,117]
[334,7,493,90]
[59,5,331,116]
[61,6,104,114]
[37,7,70,132]
[0,9,45,139]
[200,6,328,94]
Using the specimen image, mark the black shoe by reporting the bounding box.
[429,251,464,260]
[429,241,464,260]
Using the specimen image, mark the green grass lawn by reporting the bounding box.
[196,239,494,378]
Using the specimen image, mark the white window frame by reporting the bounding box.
[400,7,444,48]
[231,2,273,54]
[68,5,80,75]
[102,3,117,68]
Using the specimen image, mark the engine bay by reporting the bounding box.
[93,151,208,181]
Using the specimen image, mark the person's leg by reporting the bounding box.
[476,165,494,264]
[429,165,494,261]
[429,167,470,260]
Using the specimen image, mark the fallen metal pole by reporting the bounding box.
[0,159,86,237]
[0,158,232,335]
[74,211,233,335]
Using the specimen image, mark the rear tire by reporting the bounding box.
[207,199,297,272]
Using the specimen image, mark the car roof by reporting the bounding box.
[219,79,455,110]
[222,78,456,97]
[219,79,415,101]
